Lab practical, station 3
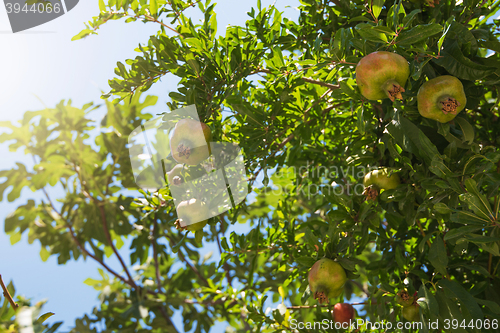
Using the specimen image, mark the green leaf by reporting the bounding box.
[295,256,317,268]
[454,117,474,144]
[150,0,158,16]
[464,178,494,220]
[433,42,495,80]
[402,9,421,27]
[396,24,442,46]
[355,24,394,43]
[428,236,448,276]
[444,225,484,241]
[475,298,500,314]
[35,312,55,324]
[98,0,106,12]
[371,0,384,20]
[438,280,484,322]
[418,284,439,321]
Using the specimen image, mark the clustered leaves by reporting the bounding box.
[2,0,500,332]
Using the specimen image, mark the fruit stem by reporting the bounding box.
[382,79,405,102]
[438,95,460,115]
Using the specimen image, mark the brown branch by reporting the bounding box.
[0,275,18,311]
[31,156,131,286]
[73,162,137,289]
[97,203,137,288]
[152,219,164,293]
[166,235,210,286]
[150,220,180,333]
[215,219,233,285]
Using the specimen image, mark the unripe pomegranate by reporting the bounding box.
[167,164,185,186]
[166,164,207,187]
[175,198,209,232]
[417,75,466,123]
[333,303,356,324]
[395,289,415,307]
[363,168,400,200]
[356,51,410,101]
[402,303,420,322]
[308,258,347,304]
[170,119,212,165]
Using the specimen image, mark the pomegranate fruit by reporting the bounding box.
[417,75,466,123]
[363,168,400,190]
[395,289,415,307]
[174,198,209,232]
[170,119,212,165]
[356,51,410,101]
[333,303,356,324]
[167,164,185,186]
[402,303,420,322]
[308,258,347,304]
[363,168,400,200]
[166,164,207,187]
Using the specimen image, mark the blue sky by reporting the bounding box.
[0,0,300,331]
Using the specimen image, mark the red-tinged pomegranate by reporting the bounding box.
[356,51,410,101]
[308,258,347,304]
[417,75,467,123]
[333,303,356,324]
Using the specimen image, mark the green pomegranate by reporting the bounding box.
[402,303,420,322]
[170,119,212,165]
[166,164,207,187]
[363,168,400,190]
[417,75,466,123]
[308,258,347,304]
[175,198,209,232]
[395,289,415,307]
[167,164,185,186]
[356,51,410,101]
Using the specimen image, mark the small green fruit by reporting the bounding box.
[308,258,347,304]
[356,51,410,101]
[166,164,207,187]
[402,303,420,322]
[417,75,466,123]
[395,290,415,307]
[167,164,185,186]
[363,168,400,190]
[170,119,212,165]
[175,198,209,232]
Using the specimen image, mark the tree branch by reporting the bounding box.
[0,274,18,311]
[72,162,137,289]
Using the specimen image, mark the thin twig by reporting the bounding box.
[287,301,371,310]
[0,275,18,311]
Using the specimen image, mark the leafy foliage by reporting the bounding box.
[2,0,500,332]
